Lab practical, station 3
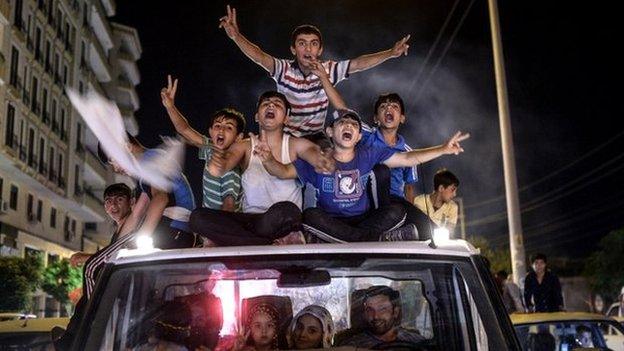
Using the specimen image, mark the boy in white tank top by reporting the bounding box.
[189,91,334,246]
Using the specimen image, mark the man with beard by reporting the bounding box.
[338,286,425,348]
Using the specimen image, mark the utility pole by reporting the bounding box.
[487,0,527,285]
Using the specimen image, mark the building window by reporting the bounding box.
[58,153,64,184]
[48,146,55,181]
[47,253,58,266]
[38,137,45,175]
[10,47,19,87]
[14,0,24,28]
[31,76,38,113]
[24,247,41,260]
[27,128,35,168]
[63,65,68,85]
[0,177,3,198]
[42,88,48,122]
[9,185,18,210]
[4,104,16,148]
[50,207,57,228]
[37,199,42,222]
[27,194,34,217]
[74,165,81,194]
[75,123,82,151]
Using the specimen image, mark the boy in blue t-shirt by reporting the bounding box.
[254,108,469,242]
[360,93,437,239]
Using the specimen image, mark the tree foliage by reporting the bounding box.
[0,254,43,312]
[583,228,624,299]
[468,236,511,274]
[41,258,83,308]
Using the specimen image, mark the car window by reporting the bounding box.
[0,332,56,350]
[80,255,510,350]
[514,320,624,351]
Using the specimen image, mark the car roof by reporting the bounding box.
[113,240,480,265]
[510,312,619,325]
[0,317,69,333]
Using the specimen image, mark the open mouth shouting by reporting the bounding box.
[341,131,354,141]
[214,134,225,147]
[264,109,276,120]
[384,112,395,124]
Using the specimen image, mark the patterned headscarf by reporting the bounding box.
[246,302,281,350]
[288,305,335,348]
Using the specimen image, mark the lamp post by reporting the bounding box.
[487,0,527,285]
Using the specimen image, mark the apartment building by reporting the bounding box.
[0,0,141,316]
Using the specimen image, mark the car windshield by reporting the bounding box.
[514,319,624,351]
[80,253,510,350]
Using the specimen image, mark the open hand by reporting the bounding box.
[391,34,411,57]
[160,75,177,108]
[219,5,240,39]
[444,131,470,155]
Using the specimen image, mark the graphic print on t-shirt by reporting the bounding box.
[334,169,362,199]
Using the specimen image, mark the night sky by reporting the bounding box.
[113,1,623,258]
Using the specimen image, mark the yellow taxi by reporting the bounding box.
[511,312,624,351]
[0,317,69,350]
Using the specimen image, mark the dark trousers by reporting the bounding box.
[189,201,302,246]
[373,164,435,240]
[152,217,200,249]
[302,203,406,243]
[54,295,88,350]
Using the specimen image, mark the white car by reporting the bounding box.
[67,240,522,350]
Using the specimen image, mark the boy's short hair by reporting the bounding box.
[374,93,405,115]
[209,108,246,134]
[433,169,460,189]
[531,253,548,264]
[291,24,323,47]
[103,183,132,200]
[257,91,291,114]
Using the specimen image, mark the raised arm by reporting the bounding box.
[310,59,348,111]
[291,134,335,174]
[348,35,410,74]
[161,75,204,147]
[384,132,470,168]
[219,5,275,74]
[252,133,298,179]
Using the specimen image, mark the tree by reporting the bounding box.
[0,254,43,312]
[583,228,624,300]
[467,236,511,274]
[41,258,83,314]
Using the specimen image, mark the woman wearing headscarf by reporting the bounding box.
[288,305,335,349]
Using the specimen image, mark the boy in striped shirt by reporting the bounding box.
[219,5,411,141]
[161,75,245,211]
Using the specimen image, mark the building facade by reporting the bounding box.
[0,0,141,316]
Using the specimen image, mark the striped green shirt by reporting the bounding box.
[199,137,242,210]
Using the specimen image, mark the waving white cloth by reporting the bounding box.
[67,90,183,191]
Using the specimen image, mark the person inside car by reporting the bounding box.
[288,305,335,349]
[134,300,192,351]
[337,286,424,348]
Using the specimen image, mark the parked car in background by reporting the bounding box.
[511,312,624,351]
[0,317,69,350]
[0,313,37,322]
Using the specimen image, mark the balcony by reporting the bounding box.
[57,176,66,189]
[85,148,107,182]
[117,76,139,111]
[90,2,114,52]
[100,0,116,16]
[19,146,27,162]
[111,23,142,61]
[88,33,112,82]
[42,111,51,125]
[12,20,27,41]
[8,78,23,99]
[117,51,140,86]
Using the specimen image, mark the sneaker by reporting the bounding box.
[380,224,419,241]
[273,231,306,245]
